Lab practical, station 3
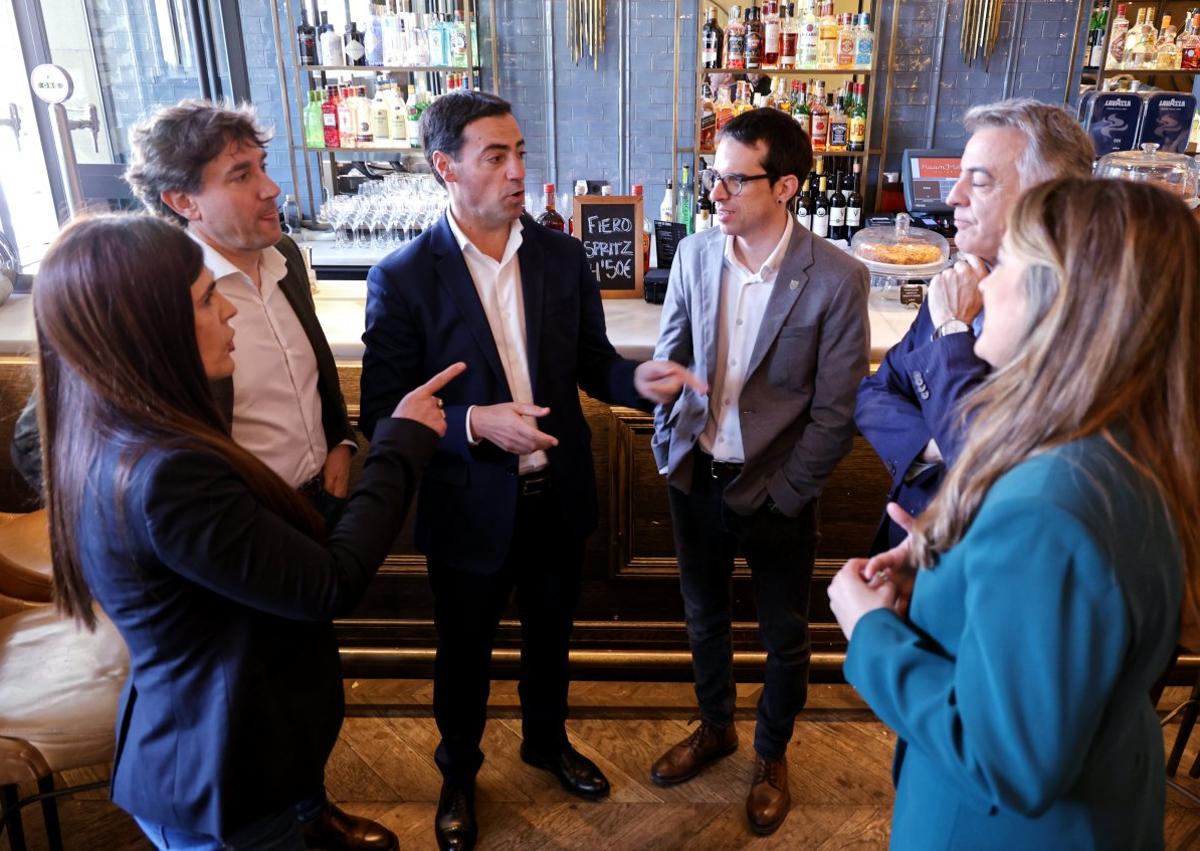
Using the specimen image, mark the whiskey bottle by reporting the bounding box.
[715,84,736,134]
[536,183,566,231]
[703,5,724,68]
[700,81,717,150]
[847,82,867,152]
[790,80,810,138]
[726,6,747,69]
[827,93,848,151]
[746,4,764,70]
[809,80,829,151]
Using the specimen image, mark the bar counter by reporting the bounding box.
[0,284,911,680]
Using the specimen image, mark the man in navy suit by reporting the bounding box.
[854,100,1093,551]
[359,91,702,851]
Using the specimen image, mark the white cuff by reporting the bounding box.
[465,404,480,446]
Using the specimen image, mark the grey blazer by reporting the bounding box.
[651,223,870,517]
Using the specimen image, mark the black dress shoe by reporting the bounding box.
[302,802,398,850]
[520,743,611,800]
[435,780,477,851]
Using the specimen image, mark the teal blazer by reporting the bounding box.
[846,434,1180,850]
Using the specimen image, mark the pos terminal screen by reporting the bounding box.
[902,150,963,214]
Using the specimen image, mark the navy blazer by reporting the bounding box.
[80,418,436,839]
[854,301,989,551]
[360,213,645,572]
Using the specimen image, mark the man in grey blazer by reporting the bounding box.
[647,108,869,836]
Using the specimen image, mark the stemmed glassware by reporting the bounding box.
[317,174,448,252]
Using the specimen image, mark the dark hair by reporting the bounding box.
[35,213,320,629]
[717,108,812,199]
[125,99,272,225]
[420,91,514,186]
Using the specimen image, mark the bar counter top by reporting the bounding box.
[0,283,919,361]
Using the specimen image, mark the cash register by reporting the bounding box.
[899,148,961,238]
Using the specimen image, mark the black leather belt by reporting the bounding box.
[519,472,552,497]
[698,451,742,484]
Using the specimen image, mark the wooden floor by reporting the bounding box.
[6,681,1200,850]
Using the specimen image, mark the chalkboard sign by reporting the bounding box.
[573,195,644,299]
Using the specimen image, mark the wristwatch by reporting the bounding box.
[933,319,970,340]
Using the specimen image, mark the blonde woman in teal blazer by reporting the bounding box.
[829,177,1200,851]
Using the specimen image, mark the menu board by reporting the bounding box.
[573,195,644,299]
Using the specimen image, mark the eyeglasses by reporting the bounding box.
[701,169,774,197]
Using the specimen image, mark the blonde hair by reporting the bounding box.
[913,178,1200,645]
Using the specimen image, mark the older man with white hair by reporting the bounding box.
[855,99,1095,551]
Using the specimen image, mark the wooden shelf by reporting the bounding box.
[697,147,877,158]
[698,66,872,76]
[301,64,480,73]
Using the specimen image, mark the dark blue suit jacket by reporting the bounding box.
[360,213,646,573]
[79,419,436,839]
[854,302,989,551]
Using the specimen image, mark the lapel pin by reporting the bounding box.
[789,279,800,291]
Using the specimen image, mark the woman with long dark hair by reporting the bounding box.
[829,178,1200,849]
[36,213,462,849]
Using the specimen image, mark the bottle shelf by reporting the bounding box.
[697,147,877,157]
[301,64,481,73]
[306,145,424,153]
[698,66,872,76]
[1103,66,1200,75]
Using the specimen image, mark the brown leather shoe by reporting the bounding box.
[746,753,791,836]
[649,719,738,786]
[303,802,399,851]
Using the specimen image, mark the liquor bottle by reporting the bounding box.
[854,12,874,67]
[1157,15,1181,68]
[726,5,747,69]
[344,21,366,66]
[1128,9,1157,68]
[322,85,341,147]
[809,80,829,151]
[703,5,724,68]
[811,175,830,238]
[848,82,867,152]
[410,14,430,65]
[298,7,318,65]
[336,86,355,147]
[1087,2,1108,67]
[678,164,695,233]
[700,81,717,150]
[536,183,566,231]
[382,0,403,65]
[1181,13,1200,69]
[733,80,754,118]
[450,11,470,67]
[354,86,374,145]
[632,183,649,261]
[319,12,344,65]
[715,84,737,133]
[798,0,819,68]
[827,93,848,151]
[281,195,301,234]
[828,181,846,240]
[304,90,324,148]
[365,3,385,65]
[745,4,763,70]
[795,179,813,229]
[817,0,838,67]
[406,85,422,147]
[845,169,863,238]
[695,183,714,231]
[763,0,781,67]
[425,13,444,65]
[1108,4,1130,65]
[836,12,856,67]
[389,85,408,142]
[781,3,799,68]
[660,179,675,222]
[372,83,391,141]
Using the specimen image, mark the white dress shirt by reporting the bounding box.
[700,215,794,463]
[192,233,328,488]
[446,211,547,474]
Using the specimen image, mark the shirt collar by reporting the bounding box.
[188,230,286,288]
[446,209,525,267]
[723,214,794,281]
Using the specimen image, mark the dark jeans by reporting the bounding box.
[668,454,817,760]
[427,488,584,785]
